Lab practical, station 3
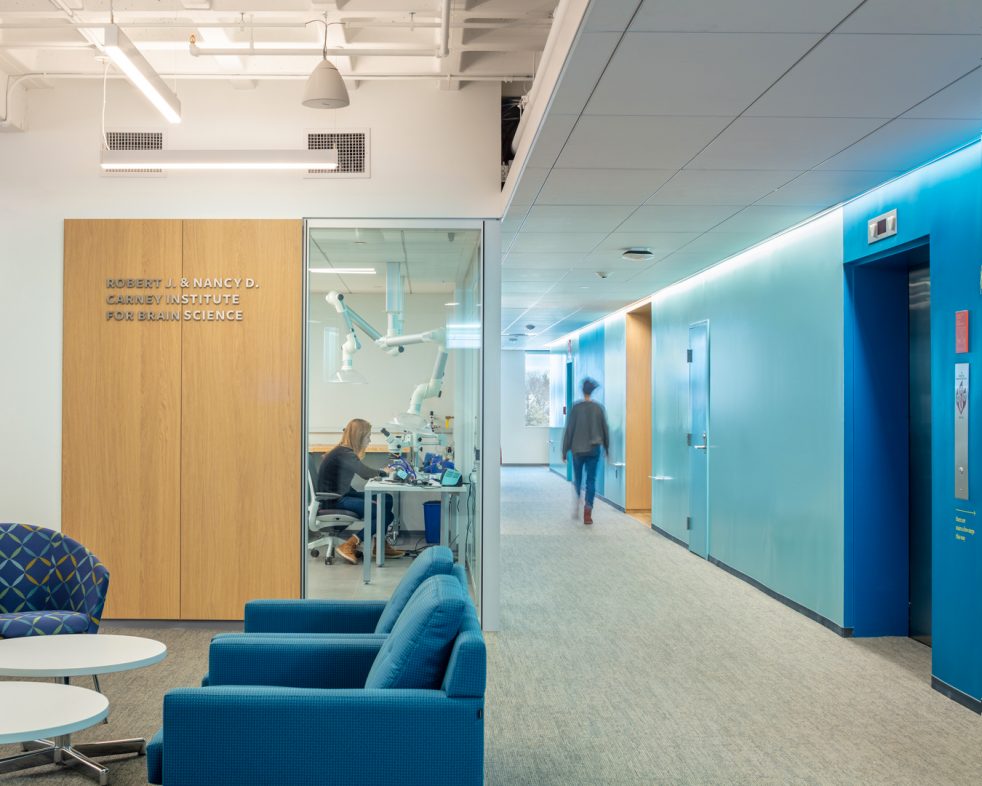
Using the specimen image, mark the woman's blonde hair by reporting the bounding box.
[339,418,372,458]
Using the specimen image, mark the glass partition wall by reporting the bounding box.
[302,220,486,616]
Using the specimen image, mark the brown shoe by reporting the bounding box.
[373,541,406,559]
[336,536,360,564]
[583,506,593,525]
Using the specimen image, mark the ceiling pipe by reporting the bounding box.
[438,0,451,59]
[510,0,570,154]
[0,20,546,31]
[14,71,534,82]
[189,42,438,58]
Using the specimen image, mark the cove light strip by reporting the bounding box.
[100,149,339,171]
[103,25,182,124]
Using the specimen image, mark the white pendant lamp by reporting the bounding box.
[303,20,349,109]
[303,59,349,108]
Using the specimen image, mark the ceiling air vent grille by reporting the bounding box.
[306,130,369,178]
[103,130,165,177]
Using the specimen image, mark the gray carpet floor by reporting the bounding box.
[2,466,980,784]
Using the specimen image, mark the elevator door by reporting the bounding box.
[908,265,932,645]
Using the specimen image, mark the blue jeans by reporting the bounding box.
[572,446,601,507]
[328,489,394,542]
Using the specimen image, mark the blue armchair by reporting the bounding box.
[0,523,109,638]
[200,546,458,688]
[147,571,486,786]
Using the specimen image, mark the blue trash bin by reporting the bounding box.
[423,500,442,545]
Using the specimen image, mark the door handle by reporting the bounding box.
[613,462,626,467]
[693,445,707,450]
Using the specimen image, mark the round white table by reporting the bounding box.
[0,635,167,784]
[0,682,110,783]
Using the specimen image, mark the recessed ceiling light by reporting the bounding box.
[622,247,654,262]
[308,267,377,275]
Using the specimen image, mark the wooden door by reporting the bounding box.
[62,220,183,619]
[179,220,302,619]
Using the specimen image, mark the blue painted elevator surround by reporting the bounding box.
[844,142,982,704]
[649,212,846,626]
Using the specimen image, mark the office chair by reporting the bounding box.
[306,453,363,566]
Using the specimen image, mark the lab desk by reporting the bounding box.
[362,478,469,584]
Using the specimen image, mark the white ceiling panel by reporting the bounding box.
[646,169,802,205]
[526,113,579,170]
[905,67,982,120]
[510,167,551,208]
[585,248,673,269]
[502,252,589,269]
[550,33,622,116]
[748,34,982,119]
[617,204,742,233]
[510,233,609,253]
[629,0,859,33]
[755,169,901,206]
[501,210,529,234]
[711,205,823,236]
[502,268,569,282]
[537,168,675,205]
[591,231,699,254]
[557,115,731,169]
[582,0,643,32]
[838,0,982,34]
[503,281,560,295]
[816,118,982,172]
[688,116,883,170]
[522,205,637,233]
[585,32,819,117]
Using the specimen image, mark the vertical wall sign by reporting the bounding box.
[955,363,970,500]
[956,310,970,354]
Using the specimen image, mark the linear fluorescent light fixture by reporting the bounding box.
[100,149,339,171]
[308,267,376,275]
[102,24,182,124]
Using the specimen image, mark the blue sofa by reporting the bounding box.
[148,564,485,786]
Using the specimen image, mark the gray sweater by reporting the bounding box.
[316,445,385,496]
[561,399,610,456]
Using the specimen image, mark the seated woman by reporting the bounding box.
[317,418,405,564]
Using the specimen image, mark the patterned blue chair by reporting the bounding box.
[0,523,109,639]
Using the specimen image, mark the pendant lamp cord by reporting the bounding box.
[304,15,344,61]
[101,58,109,151]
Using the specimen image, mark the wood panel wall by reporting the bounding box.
[625,303,653,512]
[180,220,302,619]
[63,219,302,620]
[63,220,183,618]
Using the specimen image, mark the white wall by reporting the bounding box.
[500,349,549,464]
[0,78,499,528]
[308,292,458,446]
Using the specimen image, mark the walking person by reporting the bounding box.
[561,377,609,525]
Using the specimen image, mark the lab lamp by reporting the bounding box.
[325,291,448,428]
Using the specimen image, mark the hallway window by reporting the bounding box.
[525,352,550,426]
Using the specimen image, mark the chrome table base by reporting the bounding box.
[0,735,146,785]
